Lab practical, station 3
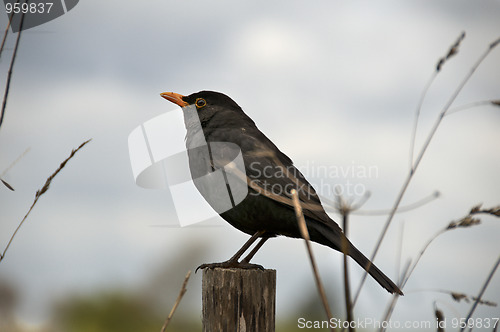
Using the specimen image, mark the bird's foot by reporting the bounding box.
[196,260,264,273]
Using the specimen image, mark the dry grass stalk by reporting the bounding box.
[460,255,500,332]
[446,216,480,230]
[0,0,21,59]
[0,0,27,130]
[415,289,497,307]
[291,189,335,332]
[469,204,500,217]
[160,270,191,332]
[447,204,500,230]
[345,191,439,216]
[445,99,500,116]
[352,34,500,306]
[0,139,92,263]
[333,191,372,332]
[379,262,408,332]
[434,304,446,332]
[490,36,500,49]
[1,178,14,191]
[436,32,466,72]
[337,195,354,332]
[1,147,31,191]
[379,204,499,326]
[450,291,497,307]
[1,147,30,177]
[340,221,354,332]
[408,72,437,171]
[410,31,465,171]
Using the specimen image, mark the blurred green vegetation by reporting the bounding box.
[0,276,343,332]
[1,273,340,332]
[47,288,336,332]
[0,278,19,332]
[1,243,343,332]
[52,292,167,332]
[48,290,335,332]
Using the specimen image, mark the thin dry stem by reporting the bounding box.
[1,147,31,191]
[347,191,440,216]
[445,100,498,116]
[460,255,500,332]
[490,36,500,49]
[334,191,371,332]
[395,222,405,285]
[1,178,14,191]
[0,0,27,130]
[468,204,500,217]
[379,262,409,332]
[410,32,465,168]
[352,35,499,306]
[338,197,354,332]
[436,32,466,72]
[434,303,445,332]
[0,139,92,262]
[403,288,497,308]
[381,204,498,324]
[409,72,438,170]
[401,226,447,289]
[0,0,20,60]
[1,147,30,177]
[426,289,497,307]
[160,270,191,332]
[291,189,335,332]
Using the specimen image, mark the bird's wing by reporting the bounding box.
[209,127,334,225]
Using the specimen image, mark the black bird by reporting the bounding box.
[161,90,402,295]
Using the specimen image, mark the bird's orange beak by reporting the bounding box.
[160,92,189,107]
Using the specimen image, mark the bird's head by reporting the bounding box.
[160,90,244,122]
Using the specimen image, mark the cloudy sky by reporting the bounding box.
[1,0,499,329]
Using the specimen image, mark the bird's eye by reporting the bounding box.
[195,98,206,108]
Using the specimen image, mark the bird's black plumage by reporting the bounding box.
[161,90,402,295]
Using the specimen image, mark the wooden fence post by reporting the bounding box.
[202,268,276,332]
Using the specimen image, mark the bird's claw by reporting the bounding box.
[196,260,265,273]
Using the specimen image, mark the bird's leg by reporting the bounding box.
[240,237,269,264]
[226,230,264,262]
[196,231,266,272]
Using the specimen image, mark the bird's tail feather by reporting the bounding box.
[347,242,403,295]
[307,221,403,295]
